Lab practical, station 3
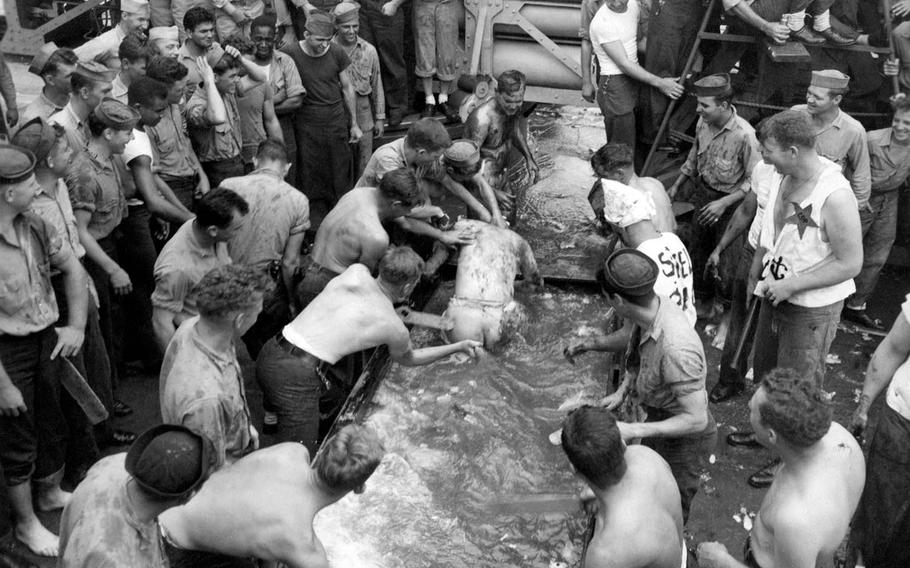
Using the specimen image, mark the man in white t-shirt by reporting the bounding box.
[564,179,695,361]
[588,0,683,147]
[850,293,910,568]
[124,76,194,229]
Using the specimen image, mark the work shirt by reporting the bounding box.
[333,37,386,121]
[867,127,910,193]
[221,169,310,271]
[21,91,65,124]
[50,102,91,151]
[792,105,871,209]
[160,316,252,469]
[680,107,760,194]
[111,74,128,104]
[147,103,199,178]
[590,0,639,76]
[58,454,167,568]
[73,26,126,66]
[626,297,707,416]
[186,86,243,163]
[356,138,446,188]
[757,157,856,307]
[266,51,306,104]
[29,179,86,259]
[886,294,910,420]
[69,146,128,241]
[0,213,67,336]
[151,220,231,318]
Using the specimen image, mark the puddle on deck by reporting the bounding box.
[315,283,614,567]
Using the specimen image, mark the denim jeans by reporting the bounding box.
[596,74,637,148]
[850,192,899,310]
[0,330,66,485]
[256,336,350,455]
[752,298,842,388]
[642,408,717,525]
[717,244,756,387]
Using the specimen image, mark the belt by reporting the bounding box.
[274,333,334,391]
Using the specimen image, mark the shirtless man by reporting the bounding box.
[443,219,542,349]
[158,425,383,568]
[463,69,539,220]
[589,142,676,234]
[258,246,482,453]
[562,406,686,568]
[296,167,421,308]
[698,367,865,568]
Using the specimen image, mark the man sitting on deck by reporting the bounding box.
[442,219,543,350]
[562,406,687,568]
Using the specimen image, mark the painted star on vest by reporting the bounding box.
[785,202,818,238]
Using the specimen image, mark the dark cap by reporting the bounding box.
[0,145,37,184]
[125,424,209,499]
[12,117,61,163]
[597,248,658,297]
[29,42,60,76]
[93,98,141,131]
[691,73,732,97]
[305,11,336,36]
[73,60,116,83]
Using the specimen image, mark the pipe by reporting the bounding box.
[491,39,583,89]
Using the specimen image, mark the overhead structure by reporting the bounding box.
[2,0,113,57]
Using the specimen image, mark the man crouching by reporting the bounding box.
[443,219,542,350]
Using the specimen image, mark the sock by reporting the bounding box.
[264,411,278,425]
[813,10,830,31]
[438,92,449,104]
[787,10,806,31]
[425,93,437,105]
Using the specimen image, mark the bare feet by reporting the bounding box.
[36,484,72,512]
[15,518,59,557]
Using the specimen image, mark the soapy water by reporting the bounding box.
[315,284,612,567]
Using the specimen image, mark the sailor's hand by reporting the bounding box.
[526,160,540,184]
[657,77,684,99]
[893,0,910,17]
[704,250,721,282]
[581,80,596,103]
[562,341,587,365]
[374,118,385,138]
[697,199,727,226]
[884,58,901,77]
[494,189,514,208]
[0,384,26,417]
[349,124,363,144]
[696,542,732,568]
[110,268,133,296]
[224,44,243,59]
[381,1,398,16]
[850,404,869,440]
[599,390,624,411]
[763,21,789,44]
[52,326,85,360]
[5,107,18,128]
[197,56,216,84]
[395,306,413,322]
[756,278,794,307]
[440,226,477,247]
[459,340,483,359]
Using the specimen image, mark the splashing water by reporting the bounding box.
[315,285,612,567]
